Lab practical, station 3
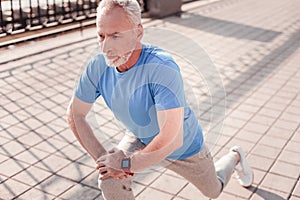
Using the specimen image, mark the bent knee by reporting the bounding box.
[98,178,132,192]
[204,192,221,199]
[201,186,222,199]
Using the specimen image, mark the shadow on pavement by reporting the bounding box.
[164,13,282,42]
[248,186,286,200]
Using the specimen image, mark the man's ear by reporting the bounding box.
[137,24,144,40]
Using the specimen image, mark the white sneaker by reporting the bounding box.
[230,146,254,187]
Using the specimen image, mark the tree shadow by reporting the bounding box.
[164,13,282,42]
[248,186,286,200]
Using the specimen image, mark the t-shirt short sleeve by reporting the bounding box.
[151,61,186,111]
[74,56,103,103]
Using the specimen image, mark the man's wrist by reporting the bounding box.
[121,156,134,176]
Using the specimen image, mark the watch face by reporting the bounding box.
[122,159,130,168]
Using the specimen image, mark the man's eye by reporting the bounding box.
[112,35,119,39]
[98,34,104,41]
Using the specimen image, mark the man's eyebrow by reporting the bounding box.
[97,32,120,36]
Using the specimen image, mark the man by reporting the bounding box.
[66,0,253,199]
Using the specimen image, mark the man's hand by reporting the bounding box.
[96,148,131,180]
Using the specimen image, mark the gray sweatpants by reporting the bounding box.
[98,135,237,199]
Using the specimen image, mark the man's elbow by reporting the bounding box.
[173,128,184,150]
[66,104,78,131]
[66,104,73,125]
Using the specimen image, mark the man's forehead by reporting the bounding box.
[96,24,135,34]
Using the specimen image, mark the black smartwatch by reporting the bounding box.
[121,157,134,176]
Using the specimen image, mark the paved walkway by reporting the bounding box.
[1,0,300,199]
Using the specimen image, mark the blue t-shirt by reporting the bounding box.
[75,44,203,160]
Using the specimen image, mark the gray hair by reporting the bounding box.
[97,0,142,26]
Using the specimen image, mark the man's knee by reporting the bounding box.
[201,182,223,199]
[202,190,221,199]
[98,178,132,192]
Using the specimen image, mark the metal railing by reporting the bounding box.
[0,0,101,37]
[0,0,195,41]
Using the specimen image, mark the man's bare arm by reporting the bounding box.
[66,97,106,161]
[130,107,184,172]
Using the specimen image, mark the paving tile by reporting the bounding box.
[223,177,254,199]
[134,170,162,186]
[229,110,254,121]
[14,147,49,165]
[224,114,248,128]
[258,135,287,149]
[34,154,72,173]
[33,137,69,154]
[264,101,287,112]
[132,182,147,197]
[290,196,300,200]
[0,114,20,126]
[247,154,274,172]
[258,107,282,118]
[291,131,300,143]
[238,103,262,114]
[2,125,31,139]
[22,117,45,130]
[219,124,240,137]
[58,184,100,200]
[52,128,78,144]
[80,171,99,190]
[35,110,58,124]
[177,183,208,200]
[0,178,30,199]
[36,175,76,196]
[265,125,295,140]
[285,140,300,153]
[0,153,9,164]
[251,168,267,186]
[273,119,299,132]
[270,160,300,179]
[173,197,187,200]
[0,136,9,146]
[12,165,52,187]
[150,173,188,195]
[286,105,300,115]
[136,187,173,200]
[34,125,58,138]
[278,150,300,166]
[76,154,96,168]
[293,181,300,197]
[54,143,86,161]
[251,144,281,160]
[17,188,56,200]
[0,159,29,178]
[251,114,277,127]
[234,130,262,144]
[243,121,270,135]
[56,162,94,182]
[279,112,300,123]
[17,131,47,147]
[225,138,256,155]
[250,188,289,200]
[260,173,297,194]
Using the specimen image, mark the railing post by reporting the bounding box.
[0,0,4,33]
[18,0,26,29]
[9,0,14,32]
[146,0,182,18]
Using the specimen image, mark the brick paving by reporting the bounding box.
[1,0,300,199]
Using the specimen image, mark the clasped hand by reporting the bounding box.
[96,147,131,180]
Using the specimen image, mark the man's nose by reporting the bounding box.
[101,37,112,54]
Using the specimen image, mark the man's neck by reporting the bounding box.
[117,43,143,72]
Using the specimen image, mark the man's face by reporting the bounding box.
[97,7,139,67]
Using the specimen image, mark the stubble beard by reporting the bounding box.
[104,50,133,68]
